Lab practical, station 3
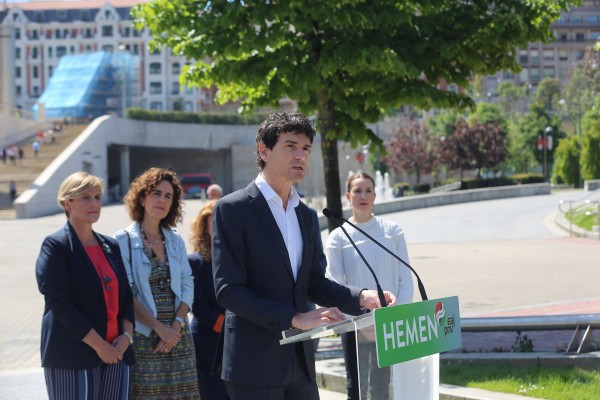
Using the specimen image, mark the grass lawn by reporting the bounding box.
[566,205,600,231]
[440,363,600,400]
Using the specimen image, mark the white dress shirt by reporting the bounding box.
[255,174,303,280]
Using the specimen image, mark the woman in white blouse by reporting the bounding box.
[325,172,414,400]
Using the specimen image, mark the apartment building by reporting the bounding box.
[482,0,600,98]
[0,0,219,114]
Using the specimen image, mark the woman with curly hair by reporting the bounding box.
[188,200,228,400]
[114,168,199,399]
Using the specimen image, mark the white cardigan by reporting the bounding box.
[325,216,414,306]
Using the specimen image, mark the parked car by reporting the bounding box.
[180,173,214,198]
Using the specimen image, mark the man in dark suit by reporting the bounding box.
[212,111,396,400]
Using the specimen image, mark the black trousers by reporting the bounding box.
[225,344,319,400]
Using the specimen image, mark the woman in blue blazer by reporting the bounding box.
[35,172,135,400]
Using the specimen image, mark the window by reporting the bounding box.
[85,28,93,38]
[150,101,163,110]
[559,67,568,79]
[15,48,21,59]
[502,71,514,79]
[105,10,111,19]
[33,66,39,79]
[184,86,193,95]
[184,101,194,112]
[55,29,61,39]
[530,50,539,64]
[31,30,39,40]
[543,66,554,78]
[32,47,38,59]
[49,65,53,77]
[102,45,114,52]
[150,62,162,74]
[172,63,181,74]
[123,27,130,37]
[133,44,139,55]
[63,29,69,38]
[102,26,114,37]
[48,47,53,58]
[81,10,91,22]
[86,45,93,52]
[587,15,600,23]
[530,67,539,83]
[171,82,180,95]
[150,82,162,94]
[518,50,528,64]
[15,67,21,78]
[33,86,39,96]
[16,86,21,96]
[558,49,568,61]
[558,33,568,42]
[57,46,67,58]
[519,68,529,82]
[576,50,584,60]
[543,49,554,61]
[15,28,20,40]
[591,32,600,40]
[57,10,67,22]
[70,46,75,53]
[575,32,585,42]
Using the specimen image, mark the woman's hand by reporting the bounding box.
[96,341,124,364]
[111,335,130,356]
[154,323,181,353]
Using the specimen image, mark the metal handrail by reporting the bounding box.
[558,188,600,236]
[461,313,600,332]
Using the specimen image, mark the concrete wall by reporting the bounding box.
[585,180,600,192]
[317,183,552,230]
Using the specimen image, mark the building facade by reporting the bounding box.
[0,0,220,115]
[481,0,600,98]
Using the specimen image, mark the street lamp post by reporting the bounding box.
[543,127,553,182]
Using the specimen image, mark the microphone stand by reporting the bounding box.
[331,221,388,308]
[324,208,428,301]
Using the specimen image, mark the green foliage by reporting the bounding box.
[427,109,463,138]
[566,205,600,231]
[133,0,575,218]
[580,112,600,180]
[552,136,581,186]
[468,102,507,130]
[496,81,526,115]
[460,177,516,189]
[127,108,269,125]
[531,77,561,112]
[510,173,545,184]
[511,331,534,353]
[412,183,431,194]
[441,364,600,400]
[505,117,537,172]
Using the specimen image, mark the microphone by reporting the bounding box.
[323,208,388,308]
[323,208,428,301]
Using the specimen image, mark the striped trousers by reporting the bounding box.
[44,361,130,400]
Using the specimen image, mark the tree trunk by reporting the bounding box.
[317,94,342,232]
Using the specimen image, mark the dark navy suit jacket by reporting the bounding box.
[35,223,135,369]
[212,182,363,386]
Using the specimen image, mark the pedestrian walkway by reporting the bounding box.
[1,196,598,399]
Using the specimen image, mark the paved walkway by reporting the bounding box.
[0,192,599,399]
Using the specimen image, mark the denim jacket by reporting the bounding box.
[114,222,194,336]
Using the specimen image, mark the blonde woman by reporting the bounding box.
[36,172,134,400]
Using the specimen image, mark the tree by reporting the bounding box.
[468,102,507,130]
[496,81,526,116]
[426,109,462,138]
[552,136,581,186]
[440,119,508,178]
[384,121,438,185]
[581,111,600,180]
[532,78,561,112]
[134,0,575,230]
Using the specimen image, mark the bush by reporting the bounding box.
[460,177,515,190]
[127,108,270,125]
[510,173,544,184]
[412,183,431,193]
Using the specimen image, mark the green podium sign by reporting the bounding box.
[374,296,461,367]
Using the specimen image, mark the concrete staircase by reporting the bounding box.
[0,125,87,219]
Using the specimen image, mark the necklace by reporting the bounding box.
[140,226,171,290]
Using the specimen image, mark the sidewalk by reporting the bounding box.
[1,200,598,399]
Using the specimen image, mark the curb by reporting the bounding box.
[554,210,600,240]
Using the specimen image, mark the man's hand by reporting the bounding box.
[291,307,346,331]
[359,290,397,310]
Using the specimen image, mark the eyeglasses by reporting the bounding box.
[103,276,113,291]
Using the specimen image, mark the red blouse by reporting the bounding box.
[85,246,120,342]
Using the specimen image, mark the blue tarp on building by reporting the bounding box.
[33,51,138,120]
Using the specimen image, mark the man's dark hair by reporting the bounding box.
[255,111,316,170]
